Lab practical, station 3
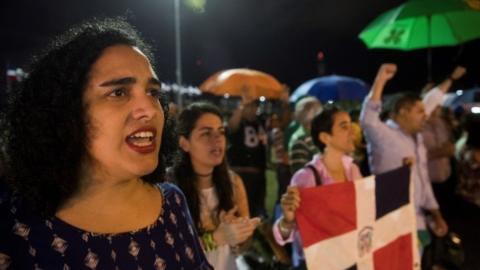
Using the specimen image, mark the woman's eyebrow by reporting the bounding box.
[197,126,224,131]
[99,77,160,87]
[148,78,161,86]
[100,77,136,87]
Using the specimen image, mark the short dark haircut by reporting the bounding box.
[311,106,342,151]
[389,92,422,117]
[1,18,173,217]
[172,102,234,230]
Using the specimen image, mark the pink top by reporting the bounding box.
[273,154,362,245]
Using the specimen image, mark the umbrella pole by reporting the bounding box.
[427,15,432,83]
[427,47,432,82]
[174,0,183,108]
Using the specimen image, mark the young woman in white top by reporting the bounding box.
[172,102,260,269]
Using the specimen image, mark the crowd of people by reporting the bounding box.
[0,17,479,270]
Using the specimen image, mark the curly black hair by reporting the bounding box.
[172,102,234,231]
[0,17,174,218]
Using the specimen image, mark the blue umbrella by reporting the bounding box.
[290,75,370,103]
[445,87,480,108]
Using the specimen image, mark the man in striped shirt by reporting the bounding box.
[288,97,323,174]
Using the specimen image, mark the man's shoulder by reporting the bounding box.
[291,127,308,140]
[289,134,311,152]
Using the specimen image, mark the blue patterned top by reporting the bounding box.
[0,182,213,270]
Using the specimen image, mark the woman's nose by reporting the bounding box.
[131,93,161,121]
[210,131,224,142]
[348,126,355,137]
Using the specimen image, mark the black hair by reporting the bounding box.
[0,17,174,217]
[172,102,234,231]
[349,108,361,122]
[311,106,342,151]
[388,92,422,117]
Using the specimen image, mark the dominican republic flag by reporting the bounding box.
[296,166,419,270]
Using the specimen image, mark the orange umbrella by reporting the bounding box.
[199,68,285,99]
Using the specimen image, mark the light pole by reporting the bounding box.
[174,0,183,107]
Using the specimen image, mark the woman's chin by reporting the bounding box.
[134,162,158,177]
[207,159,223,168]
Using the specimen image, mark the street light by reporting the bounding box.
[174,0,183,107]
[174,0,206,107]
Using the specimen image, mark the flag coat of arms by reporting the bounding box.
[296,166,419,270]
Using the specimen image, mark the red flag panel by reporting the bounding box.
[373,233,414,270]
[297,182,357,247]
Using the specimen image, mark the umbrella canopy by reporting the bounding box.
[444,88,480,108]
[199,68,285,99]
[290,75,369,103]
[359,0,480,50]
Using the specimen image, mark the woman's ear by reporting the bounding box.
[179,136,190,152]
[319,132,330,146]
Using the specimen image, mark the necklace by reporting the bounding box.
[195,172,213,177]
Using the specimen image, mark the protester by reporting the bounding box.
[0,18,212,269]
[273,106,362,269]
[288,97,323,174]
[456,113,480,208]
[422,66,466,119]
[422,66,466,211]
[267,91,293,210]
[349,109,370,176]
[269,113,292,203]
[227,92,268,218]
[360,63,448,254]
[423,107,456,183]
[172,102,260,269]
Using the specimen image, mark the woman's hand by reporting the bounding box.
[219,206,238,223]
[429,210,448,237]
[431,216,448,237]
[213,207,260,247]
[280,186,300,223]
[213,217,260,247]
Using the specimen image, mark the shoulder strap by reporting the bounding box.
[305,164,322,186]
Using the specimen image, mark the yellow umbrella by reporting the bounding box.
[199,68,285,99]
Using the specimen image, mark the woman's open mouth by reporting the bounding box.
[126,127,157,154]
[210,147,224,158]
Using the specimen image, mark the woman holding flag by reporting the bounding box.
[273,106,362,269]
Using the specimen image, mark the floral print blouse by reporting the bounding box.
[0,182,213,270]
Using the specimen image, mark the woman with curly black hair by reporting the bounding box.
[172,102,260,269]
[0,18,212,270]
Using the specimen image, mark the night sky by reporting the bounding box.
[1,0,479,97]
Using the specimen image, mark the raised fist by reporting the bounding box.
[376,63,397,82]
[450,66,466,81]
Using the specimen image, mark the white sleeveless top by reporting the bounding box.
[199,186,238,270]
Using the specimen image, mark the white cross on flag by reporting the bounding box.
[296,166,420,270]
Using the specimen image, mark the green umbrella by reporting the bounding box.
[359,0,480,80]
[359,0,480,50]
